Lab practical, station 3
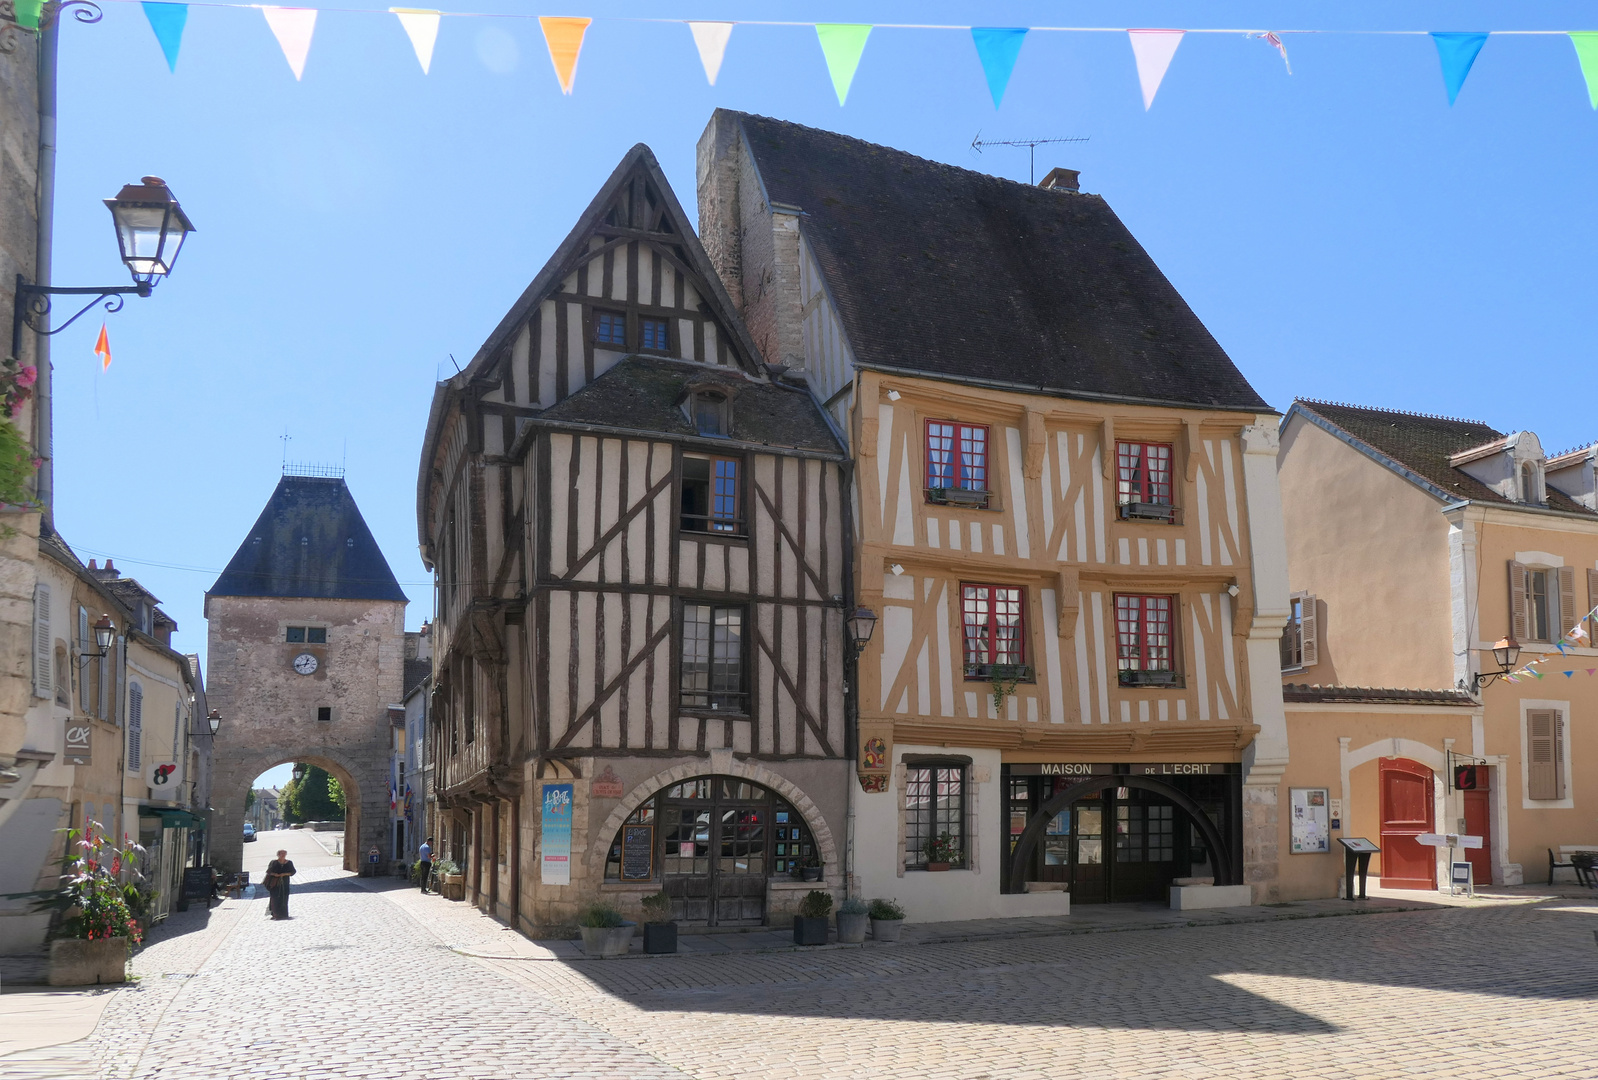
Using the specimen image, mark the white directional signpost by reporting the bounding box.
[1417,833,1483,896]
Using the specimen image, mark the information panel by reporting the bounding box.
[1289,787,1330,853]
[540,783,574,885]
[621,824,654,881]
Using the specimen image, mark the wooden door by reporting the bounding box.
[1379,758,1435,889]
[1070,801,1107,903]
[1462,767,1493,886]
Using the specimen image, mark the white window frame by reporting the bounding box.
[1519,698,1573,809]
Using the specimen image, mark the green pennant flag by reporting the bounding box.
[816,23,872,105]
[13,0,45,31]
[1572,33,1598,109]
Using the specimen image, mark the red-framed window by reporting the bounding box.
[1114,594,1175,673]
[926,421,989,492]
[1117,442,1173,505]
[961,584,1025,673]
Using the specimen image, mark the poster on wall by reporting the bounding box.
[1289,787,1330,853]
[541,783,574,885]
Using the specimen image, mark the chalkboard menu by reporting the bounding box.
[182,867,215,899]
[621,825,654,881]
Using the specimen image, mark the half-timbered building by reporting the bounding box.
[699,112,1292,918]
[416,145,850,932]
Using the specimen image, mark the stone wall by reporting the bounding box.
[206,595,405,874]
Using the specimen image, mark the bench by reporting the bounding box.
[1551,849,1598,886]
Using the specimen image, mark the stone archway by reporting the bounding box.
[211,749,374,876]
[587,756,840,884]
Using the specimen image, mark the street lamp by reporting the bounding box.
[1471,637,1522,692]
[92,614,115,657]
[11,176,195,360]
[292,763,307,783]
[207,709,222,736]
[846,607,878,655]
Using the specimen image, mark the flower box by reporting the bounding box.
[579,923,636,958]
[870,917,904,942]
[836,912,869,944]
[48,937,129,986]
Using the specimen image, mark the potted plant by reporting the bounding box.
[869,898,905,942]
[836,897,870,944]
[577,903,635,958]
[434,858,463,900]
[923,832,960,871]
[792,889,832,946]
[640,891,677,954]
[36,822,145,986]
[798,855,823,883]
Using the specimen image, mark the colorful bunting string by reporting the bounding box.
[94,323,111,371]
[688,21,733,86]
[1128,29,1184,110]
[1572,33,1598,109]
[815,23,871,105]
[970,28,1028,108]
[540,16,590,94]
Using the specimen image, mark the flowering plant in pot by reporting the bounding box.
[35,822,147,985]
[797,855,823,883]
[793,889,832,946]
[836,897,870,944]
[923,832,960,871]
[433,858,463,900]
[868,897,905,942]
[577,902,635,958]
[640,891,677,954]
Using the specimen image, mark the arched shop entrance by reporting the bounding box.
[1003,768,1242,901]
[603,776,820,926]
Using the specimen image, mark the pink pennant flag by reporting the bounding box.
[1588,669,1596,676]
[1128,29,1184,110]
[262,6,317,80]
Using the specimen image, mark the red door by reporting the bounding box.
[1379,758,1436,889]
[1462,767,1493,887]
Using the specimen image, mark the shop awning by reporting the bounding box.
[139,807,198,830]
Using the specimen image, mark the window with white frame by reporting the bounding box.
[1280,592,1318,671]
[1511,561,1573,645]
[1527,708,1567,801]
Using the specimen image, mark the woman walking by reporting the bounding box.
[264,849,296,920]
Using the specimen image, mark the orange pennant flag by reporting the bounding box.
[94,323,111,370]
[539,16,590,94]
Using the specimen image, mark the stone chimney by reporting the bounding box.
[1039,167,1081,193]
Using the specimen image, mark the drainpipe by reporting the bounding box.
[33,20,58,522]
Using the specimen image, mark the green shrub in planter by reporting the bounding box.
[576,903,635,958]
[793,889,832,946]
[577,902,624,928]
[869,897,906,942]
[836,897,870,944]
[640,891,677,954]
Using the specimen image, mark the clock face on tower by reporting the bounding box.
[292,652,319,676]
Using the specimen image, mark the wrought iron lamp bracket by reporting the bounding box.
[11,275,147,360]
[0,1,102,54]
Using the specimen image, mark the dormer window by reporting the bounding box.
[691,390,730,437]
[1521,463,1541,505]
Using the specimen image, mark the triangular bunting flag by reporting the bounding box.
[1128,29,1184,110]
[1588,668,1596,676]
[13,0,44,31]
[1576,34,1598,109]
[815,24,872,105]
[1564,670,1575,677]
[262,6,317,80]
[94,323,111,371]
[540,16,591,95]
[971,28,1028,109]
[1530,669,1545,679]
[142,3,187,71]
[1430,32,1488,106]
[688,21,733,86]
[391,9,440,74]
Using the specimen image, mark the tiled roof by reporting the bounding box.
[1293,400,1596,516]
[731,112,1272,413]
[1282,684,1476,706]
[532,355,843,456]
[403,658,431,700]
[210,476,408,602]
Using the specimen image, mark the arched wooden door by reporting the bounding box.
[1379,758,1435,889]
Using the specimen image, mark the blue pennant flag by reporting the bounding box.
[971,27,1028,108]
[142,2,188,72]
[1431,31,1488,106]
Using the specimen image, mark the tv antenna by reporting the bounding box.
[971,133,1089,184]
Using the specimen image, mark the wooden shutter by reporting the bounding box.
[1528,710,1559,800]
[32,583,50,698]
[127,682,143,773]
[1300,594,1318,668]
[1554,715,1568,800]
[1508,561,1528,642]
[1557,567,1576,640]
[1588,568,1598,640]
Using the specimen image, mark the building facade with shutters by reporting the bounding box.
[1275,400,1598,898]
[697,112,1293,919]
[415,144,850,933]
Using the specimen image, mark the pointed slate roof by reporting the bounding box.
[210,476,408,602]
[726,112,1272,413]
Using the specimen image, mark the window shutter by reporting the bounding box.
[1300,594,1318,668]
[1557,566,1576,640]
[128,683,143,773]
[1508,561,1528,642]
[1555,715,1567,800]
[1588,568,1598,640]
[1528,710,1558,800]
[32,583,51,698]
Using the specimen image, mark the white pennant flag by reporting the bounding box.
[1128,28,1184,110]
[688,21,733,86]
[262,6,318,80]
[391,9,441,74]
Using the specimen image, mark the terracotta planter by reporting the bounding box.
[836,912,869,944]
[792,916,829,946]
[926,862,951,872]
[871,917,904,942]
[49,938,130,986]
[579,923,636,958]
[643,922,677,954]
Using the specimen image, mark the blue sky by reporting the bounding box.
[44,0,1598,692]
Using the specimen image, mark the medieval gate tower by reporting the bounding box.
[206,472,408,875]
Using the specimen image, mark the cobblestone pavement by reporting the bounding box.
[5,871,1598,1080]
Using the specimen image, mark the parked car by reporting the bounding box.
[243,823,257,843]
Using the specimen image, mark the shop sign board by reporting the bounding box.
[1010,762,1230,777]
[540,783,574,885]
[64,720,91,765]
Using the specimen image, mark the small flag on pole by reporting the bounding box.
[94,323,111,370]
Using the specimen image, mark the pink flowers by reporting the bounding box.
[16,366,36,388]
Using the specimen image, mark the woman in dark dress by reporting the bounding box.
[264,850,296,920]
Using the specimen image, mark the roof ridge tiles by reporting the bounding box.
[1294,398,1490,428]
